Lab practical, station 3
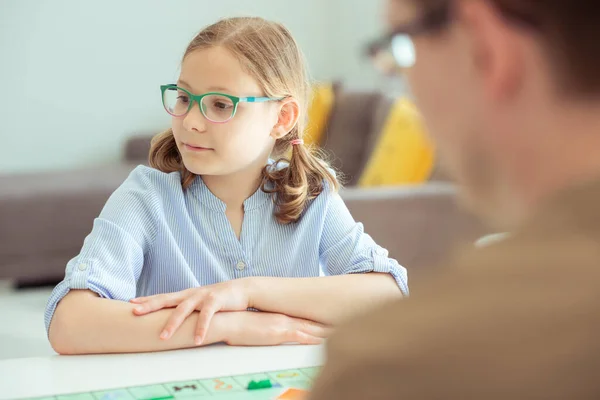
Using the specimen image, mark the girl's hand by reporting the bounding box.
[220,311,330,346]
[130,279,252,344]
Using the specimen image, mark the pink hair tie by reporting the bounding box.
[290,139,304,146]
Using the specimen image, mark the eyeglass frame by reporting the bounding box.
[368,0,540,70]
[365,1,451,70]
[160,84,284,124]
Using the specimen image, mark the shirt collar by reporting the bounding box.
[190,163,276,213]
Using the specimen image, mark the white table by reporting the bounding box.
[0,344,324,399]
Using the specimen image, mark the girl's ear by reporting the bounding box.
[271,98,300,140]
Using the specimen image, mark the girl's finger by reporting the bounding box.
[194,300,218,345]
[160,299,199,340]
[129,297,148,304]
[132,292,186,315]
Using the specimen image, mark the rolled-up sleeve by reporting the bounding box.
[44,166,159,334]
[319,190,409,295]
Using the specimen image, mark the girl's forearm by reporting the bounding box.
[247,273,402,325]
[48,289,227,354]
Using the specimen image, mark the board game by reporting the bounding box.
[23,367,320,400]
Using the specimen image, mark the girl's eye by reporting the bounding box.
[214,101,232,110]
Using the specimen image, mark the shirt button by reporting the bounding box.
[78,263,88,271]
[236,261,246,271]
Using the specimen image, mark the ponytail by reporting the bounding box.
[263,126,339,224]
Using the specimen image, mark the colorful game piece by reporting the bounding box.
[247,380,273,390]
[233,373,272,388]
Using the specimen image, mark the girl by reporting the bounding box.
[46,17,408,355]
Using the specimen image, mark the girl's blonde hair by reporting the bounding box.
[149,17,339,224]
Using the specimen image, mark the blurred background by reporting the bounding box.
[0,0,385,174]
[0,0,486,360]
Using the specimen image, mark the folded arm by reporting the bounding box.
[247,272,402,326]
[49,289,224,354]
[49,289,328,355]
[249,189,408,325]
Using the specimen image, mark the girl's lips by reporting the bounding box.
[183,143,213,152]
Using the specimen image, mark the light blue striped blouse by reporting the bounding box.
[44,164,408,333]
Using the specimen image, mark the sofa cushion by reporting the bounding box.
[324,90,388,185]
[342,183,486,275]
[0,163,137,280]
[124,135,153,164]
[358,98,435,187]
[305,84,336,147]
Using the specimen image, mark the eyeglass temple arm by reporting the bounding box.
[240,97,284,103]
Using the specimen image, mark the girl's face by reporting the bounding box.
[171,46,282,177]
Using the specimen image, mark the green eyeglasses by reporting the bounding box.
[160,84,283,123]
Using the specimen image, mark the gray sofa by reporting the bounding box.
[0,162,137,286]
[0,157,483,287]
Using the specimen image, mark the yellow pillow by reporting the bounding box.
[358,98,434,187]
[304,84,335,147]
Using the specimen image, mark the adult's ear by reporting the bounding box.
[459,0,525,102]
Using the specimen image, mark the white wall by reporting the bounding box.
[0,0,386,174]
[325,0,385,90]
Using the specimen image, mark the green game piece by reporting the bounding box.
[93,389,135,400]
[127,384,172,400]
[247,379,273,390]
[163,380,210,398]
[232,373,271,388]
[57,394,96,400]
[198,377,243,394]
